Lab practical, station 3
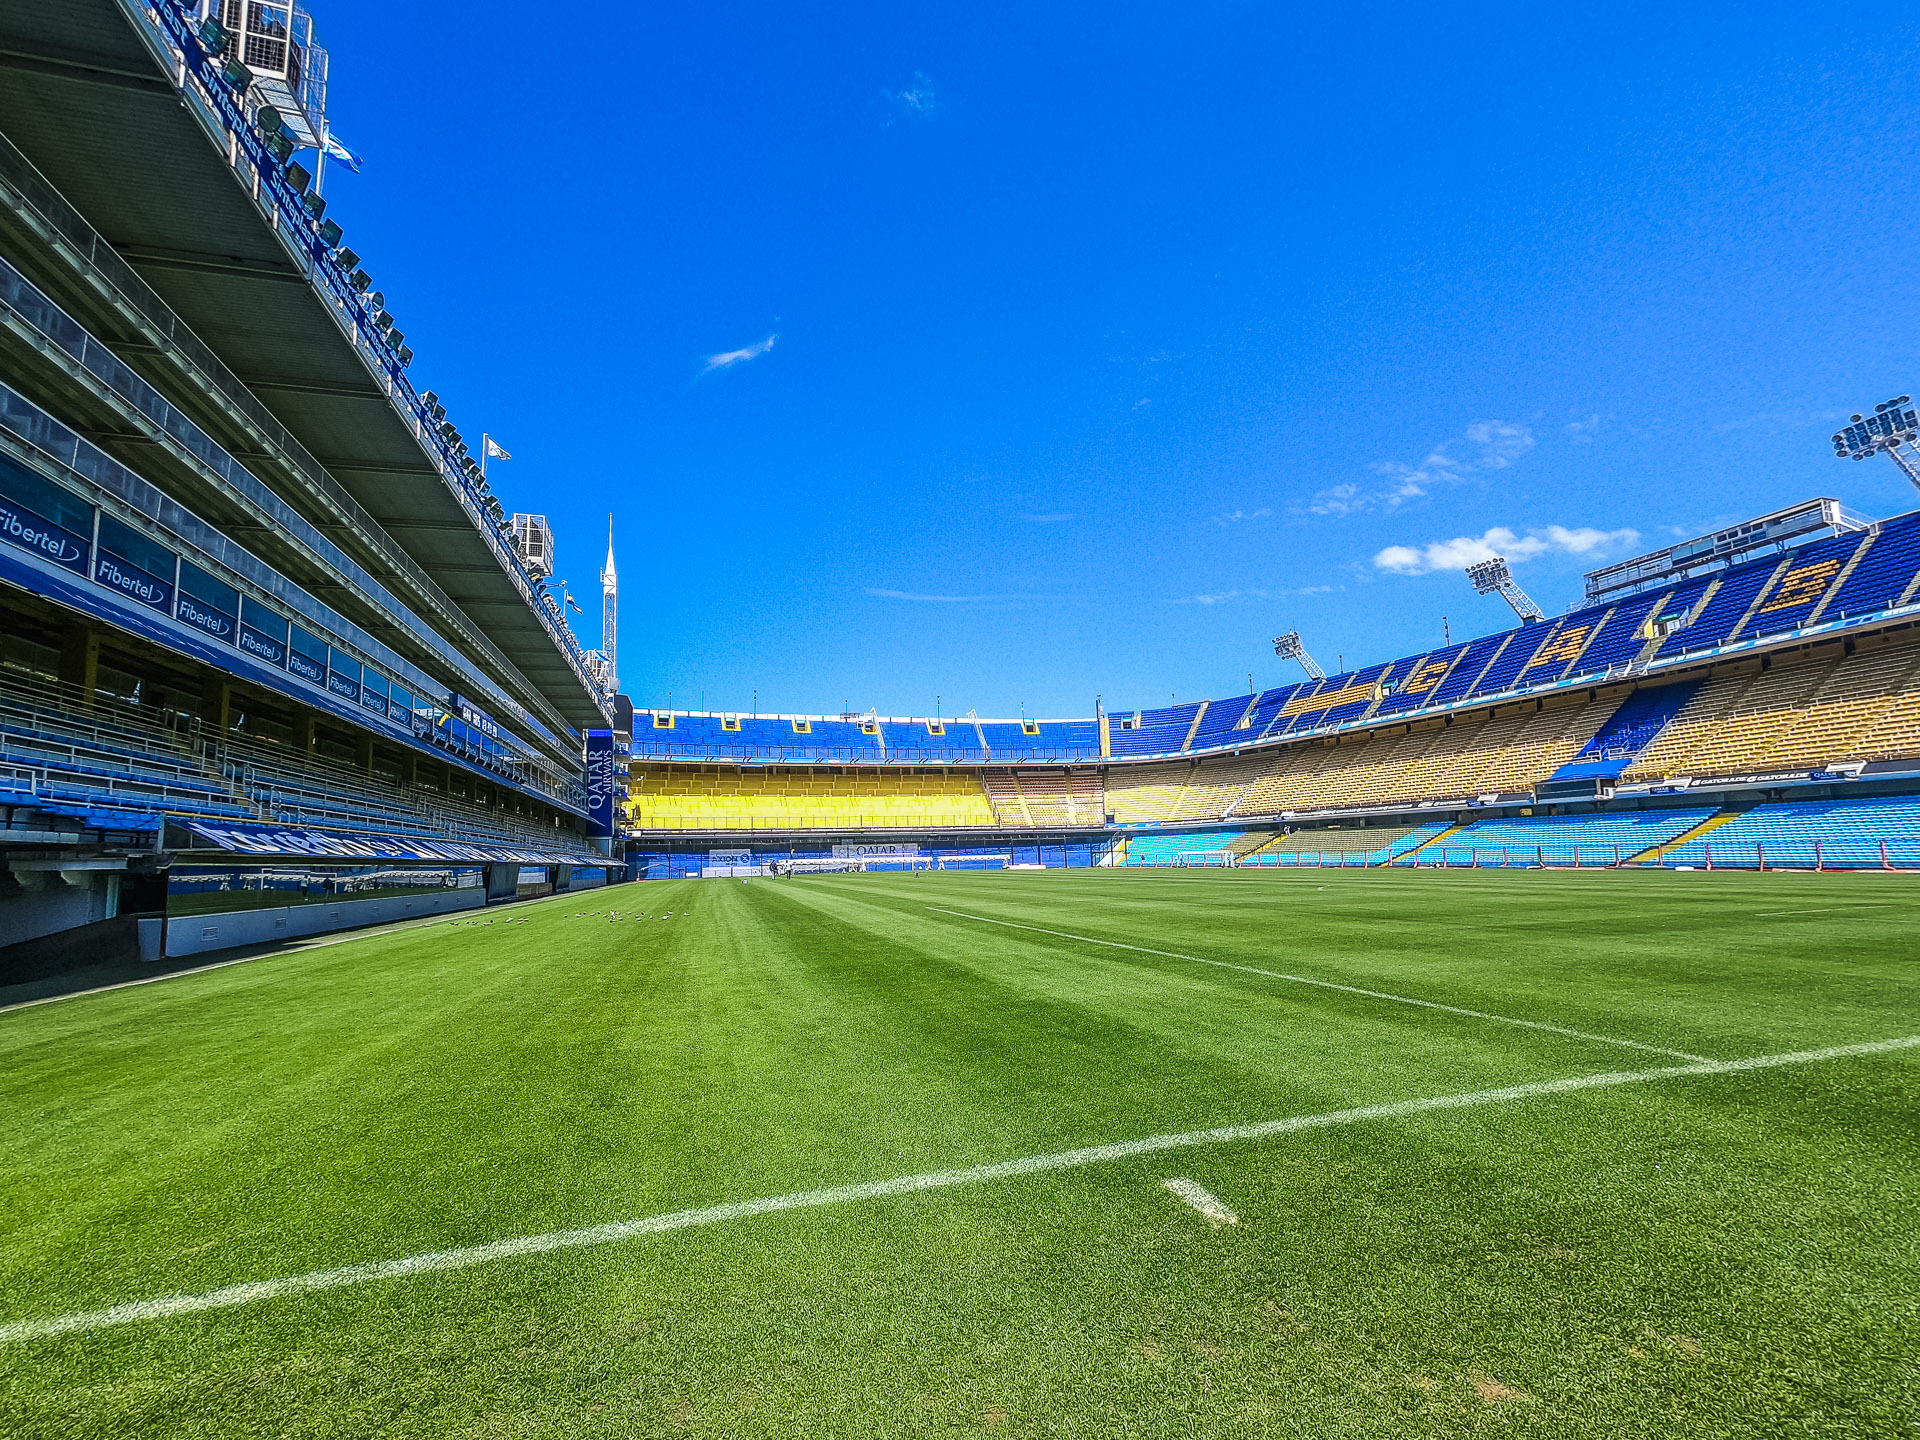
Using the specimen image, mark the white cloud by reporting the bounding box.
[864,587,1052,603]
[1301,420,1535,517]
[877,71,939,125]
[1170,584,1329,605]
[1564,414,1601,443]
[1021,512,1075,524]
[702,333,778,373]
[1173,588,1270,605]
[1464,420,1535,467]
[1373,524,1639,576]
[1209,507,1272,528]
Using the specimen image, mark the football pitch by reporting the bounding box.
[1,868,1915,1438]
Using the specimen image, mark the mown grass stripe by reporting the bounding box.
[3,1033,1913,1346]
[925,905,1712,1061]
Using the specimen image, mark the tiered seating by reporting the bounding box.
[1010,768,1105,827]
[1185,694,1255,749]
[1744,644,1920,772]
[1168,751,1271,821]
[1106,762,1190,823]
[979,769,1030,826]
[1467,623,1556,699]
[1821,521,1920,622]
[1623,641,1920,782]
[0,677,253,822]
[1119,829,1246,864]
[1652,563,1779,659]
[1655,795,1920,868]
[976,721,1102,761]
[1564,682,1700,764]
[1631,656,1837,778]
[1242,820,1449,864]
[220,734,599,856]
[1108,702,1202,757]
[1405,808,1717,866]
[626,764,996,830]
[1236,693,1617,817]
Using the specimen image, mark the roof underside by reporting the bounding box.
[0,0,605,730]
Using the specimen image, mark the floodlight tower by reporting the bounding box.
[1465,556,1546,622]
[1272,630,1326,681]
[1833,395,1920,488]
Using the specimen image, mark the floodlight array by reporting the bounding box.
[1833,396,1917,461]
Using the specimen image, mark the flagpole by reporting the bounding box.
[480,433,489,484]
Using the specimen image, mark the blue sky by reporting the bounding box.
[314,1,1920,718]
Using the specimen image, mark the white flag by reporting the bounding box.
[483,436,511,460]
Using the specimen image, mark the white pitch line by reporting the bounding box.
[2,1033,1914,1346]
[924,907,1711,1063]
[1163,1177,1238,1226]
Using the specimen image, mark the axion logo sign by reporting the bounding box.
[0,499,88,573]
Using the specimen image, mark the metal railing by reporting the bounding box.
[0,240,578,757]
[125,1,609,713]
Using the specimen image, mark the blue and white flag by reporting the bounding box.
[323,132,363,173]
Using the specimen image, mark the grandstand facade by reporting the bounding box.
[626,503,1920,876]
[0,1,623,971]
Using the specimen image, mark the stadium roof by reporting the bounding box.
[0,0,610,734]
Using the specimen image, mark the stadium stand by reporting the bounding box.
[1118,829,1247,865]
[627,765,998,831]
[1651,794,1920,868]
[1401,808,1720,867]
[1242,821,1451,865]
[0,11,620,960]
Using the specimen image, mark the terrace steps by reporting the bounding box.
[1627,808,1741,863]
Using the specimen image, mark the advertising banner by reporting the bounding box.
[832,842,921,859]
[179,819,591,867]
[585,728,622,837]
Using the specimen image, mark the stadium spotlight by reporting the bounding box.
[196,16,228,51]
[396,346,414,368]
[386,329,403,350]
[302,192,326,221]
[1833,395,1920,489]
[349,269,371,291]
[262,131,294,164]
[221,57,251,93]
[374,309,394,330]
[284,160,311,193]
[255,105,285,137]
[335,247,360,271]
[1273,630,1326,681]
[1464,556,1546,622]
[318,220,343,248]
[420,390,438,407]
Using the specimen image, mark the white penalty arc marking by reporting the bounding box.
[2,1034,1915,1347]
[1163,1177,1237,1226]
[924,907,1711,1063]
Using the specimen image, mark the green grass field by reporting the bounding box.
[1,868,1915,1438]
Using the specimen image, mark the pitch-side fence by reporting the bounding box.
[1130,841,1920,871]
